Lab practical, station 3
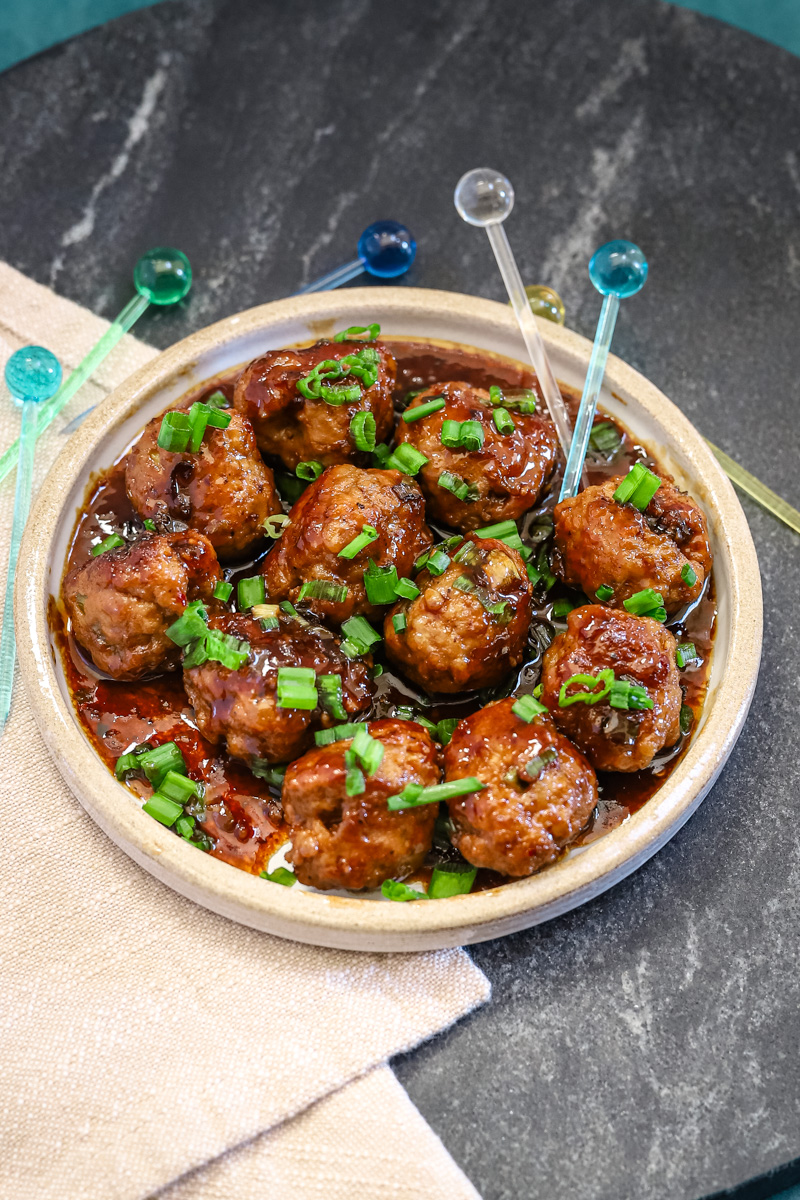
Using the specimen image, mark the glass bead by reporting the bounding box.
[5,345,62,403]
[524,284,566,325]
[133,247,192,305]
[454,168,514,227]
[358,220,416,278]
[588,240,648,298]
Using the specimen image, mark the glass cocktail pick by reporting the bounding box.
[298,220,416,293]
[454,167,575,462]
[0,247,192,462]
[559,240,648,501]
[0,346,62,732]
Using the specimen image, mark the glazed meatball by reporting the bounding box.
[233,340,396,471]
[384,535,533,693]
[183,612,374,766]
[443,698,598,876]
[395,381,559,532]
[125,403,281,561]
[553,473,712,614]
[63,530,221,680]
[283,719,440,891]
[540,604,682,772]
[261,465,433,624]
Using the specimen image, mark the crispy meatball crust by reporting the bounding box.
[63,530,221,680]
[233,340,396,471]
[540,605,682,772]
[283,719,440,891]
[443,698,598,876]
[125,404,281,561]
[384,535,532,694]
[553,474,712,614]
[261,465,433,624]
[395,381,559,532]
[183,612,374,767]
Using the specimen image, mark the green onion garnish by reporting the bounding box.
[350,410,377,453]
[392,611,407,633]
[608,679,653,710]
[142,793,183,827]
[372,443,391,467]
[201,629,250,670]
[459,420,484,452]
[595,584,614,603]
[263,513,290,539]
[297,579,348,603]
[425,548,451,576]
[143,519,156,531]
[438,471,477,502]
[338,524,379,559]
[318,674,347,720]
[612,463,662,510]
[402,397,446,422]
[512,694,548,722]
[261,866,297,886]
[157,410,191,453]
[435,718,459,745]
[213,580,233,602]
[333,323,380,342]
[493,407,515,435]
[364,560,399,606]
[441,419,462,449]
[238,576,266,609]
[137,742,187,789]
[296,460,324,481]
[276,666,318,710]
[350,726,384,776]
[175,814,196,839]
[453,574,475,595]
[519,748,558,784]
[552,597,578,618]
[206,389,229,409]
[381,879,427,902]
[344,749,366,796]
[623,589,667,621]
[115,747,145,779]
[428,862,477,899]
[159,769,202,805]
[589,421,622,454]
[488,385,504,405]
[675,642,698,669]
[394,577,420,600]
[314,722,363,747]
[384,442,429,475]
[251,761,286,787]
[91,533,125,557]
[387,777,485,811]
[680,704,694,735]
[166,600,208,647]
[681,562,698,587]
[260,617,279,631]
[558,668,615,707]
[340,615,381,655]
[476,519,517,541]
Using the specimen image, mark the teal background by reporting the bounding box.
[2,0,800,74]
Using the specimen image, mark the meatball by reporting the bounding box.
[183,612,374,766]
[261,465,433,624]
[540,604,682,772]
[283,719,440,891]
[384,535,532,693]
[443,698,598,876]
[553,473,712,614]
[233,340,395,471]
[395,381,559,532]
[63,530,221,680]
[125,403,281,561]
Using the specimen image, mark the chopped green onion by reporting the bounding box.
[263,513,290,538]
[435,718,459,745]
[623,589,667,622]
[402,397,446,423]
[344,750,366,796]
[115,747,146,778]
[138,742,187,789]
[338,524,379,559]
[333,323,380,342]
[675,642,698,669]
[381,879,427,902]
[392,611,407,633]
[340,614,382,655]
[394,577,420,600]
[296,459,324,481]
[504,388,537,412]
[428,863,477,899]
[488,384,504,405]
[453,541,480,566]
[595,584,614,603]
[459,420,484,452]
[159,769,201,805]
[187,402,210,452]
[387,777,485,810]
[203,629,250,670]
[318,674,347,720]
[453,574,475,595]
[364,560,399,605]
[181,637,209,668]
[608,679,653,710]
[681,562,698,587]
[680,704,694,735]
[533,683,543,698]
[441,419,462,449]
[475,519,516,541]
[279,601,299,618]
[438,471,477,502]
[372,443,392,467]
[519,748,558,784]
[91,533,125,557]
[175,815,196,839]
[261,866,296,886]
[297,579,348,604]
[552,597,578,618]
[558,668,615,707]
[213,580,233,602]
[414,549,431,572]
[350,410,377,453]
[314,722,363,747]
[589,421,622,454]
[143,519,156,531]
[394,705,415,721]
[238,576,266,609]
[493,407,515,435]
[205,407,232,430]
[157,410,191,453]
[512,694,548,722]
[425,548,451,576]
[251,761,286,787]
[276,666,318,710]
[260,617,280,631]
[206,389,229,409]
[613,463,662,509]
[143,793,183,827]
[350,726,384,776]
[166,600,208,647]
[385,442,429,475]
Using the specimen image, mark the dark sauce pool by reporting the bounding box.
[53,339,715,890]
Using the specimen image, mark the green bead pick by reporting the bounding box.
[133,247,192,305]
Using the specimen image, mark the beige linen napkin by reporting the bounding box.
[0,264,488,1200]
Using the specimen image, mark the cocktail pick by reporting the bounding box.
[298,220,416,293]
[559,240,648,501]
[523,284,565,325]
[0,247,192,460]
[454,168,574,460]
[0,346,62,732]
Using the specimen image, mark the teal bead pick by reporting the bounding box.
[133,246,192,305]
[5,345,62,404]
[588,239,648,299]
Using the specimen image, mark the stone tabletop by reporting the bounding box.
[1,1,798,1197]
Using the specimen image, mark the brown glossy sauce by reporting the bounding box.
[54,340,714,890]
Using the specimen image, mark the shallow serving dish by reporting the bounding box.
[16,288,762,951]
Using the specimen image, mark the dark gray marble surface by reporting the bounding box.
[2,2,799,1197]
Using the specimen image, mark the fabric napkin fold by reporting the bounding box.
[0,264,488,1200]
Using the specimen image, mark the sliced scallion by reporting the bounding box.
[387,777,485,811]
[425,548,451,576]
[558,668,615,708]
[428,862,477,899]
[297,579,348,604]
[512,694,548,722]
[350,410,377,453]
[238,576,266,609]
[385,442,429,475]
[391,611,407,633]
[623,589,667,622]
[595,584,614,603]
[381,879,427,902]
[675,642,698,669]
[264,513,290,538]
[338,524,379,559]
[364,560,399,606]
[314,722,363,747]
[212,580,233,602]
[402,397,446,422]
[91,533,125,557]
[157,410,191,453]
[318,674,347,720]
[260,867,296,886]
[296,459,324,481]
[608,679,653,711]
[394,577,420,600]
[340,615,381,654]
[459,420,484,452]
[441,419,462,449]
[435,718,459,745]
[681,562,698,587]
[493,407,515,435]
[143,793,183,827]
[138,742,187,789]
[438,471,477,502]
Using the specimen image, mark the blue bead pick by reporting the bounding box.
[299,220,416,293]
[588,239,648,299]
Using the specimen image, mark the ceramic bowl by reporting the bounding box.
[16,288,762,952]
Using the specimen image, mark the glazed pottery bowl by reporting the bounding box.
[16,288,762,952]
